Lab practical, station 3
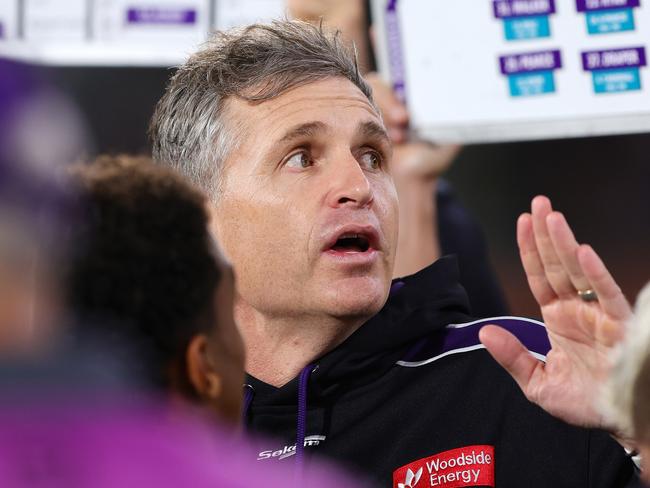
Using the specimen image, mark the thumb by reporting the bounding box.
[479,324,541,396]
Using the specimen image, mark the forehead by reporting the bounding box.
[229,77,382,137]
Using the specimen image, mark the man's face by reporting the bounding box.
[214,77,398,321]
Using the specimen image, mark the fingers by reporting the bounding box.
[365,72,409,143]
[578,244,632,322]
[525,196,631,342]
[432,144,462,168]
[546,211,592,292]
[531,196,575,297]
[518,213,557,306]
[392,142,460,180]
[479,325,543,396]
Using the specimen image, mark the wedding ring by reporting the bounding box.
[578,289,598,302]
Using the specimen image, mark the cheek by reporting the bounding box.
[216,195,313,293]
[374,179,400,242]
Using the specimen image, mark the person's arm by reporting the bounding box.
[287,0,372,73]
[393,175,438,278]
[364,73,461,277]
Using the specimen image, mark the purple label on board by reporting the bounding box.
[493,0,556,18]
[385,0,406,103]
[576,0,640,11]
[581,46,646,70]
[499,49,562,74]
[126,8,197,25]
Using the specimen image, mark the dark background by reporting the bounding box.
[43,66,650,317]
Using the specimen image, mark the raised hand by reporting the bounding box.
[479,195,632,432]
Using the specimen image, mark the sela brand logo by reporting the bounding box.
[393,445,495,488]
[257,435,326,461]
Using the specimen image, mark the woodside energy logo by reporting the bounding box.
[393,445,495,488]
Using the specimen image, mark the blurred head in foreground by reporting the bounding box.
[0,60,86,356]
[66,155,244,424]
[0,161,67,355]
[603,281,650,479]
[0,155,358,488]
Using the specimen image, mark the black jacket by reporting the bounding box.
[244,257,636,487]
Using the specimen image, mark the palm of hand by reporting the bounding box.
[480,196,631,432]
[533,298,619,428]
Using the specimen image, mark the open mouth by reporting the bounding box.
[330,234,371,253]
[321,223,381,262]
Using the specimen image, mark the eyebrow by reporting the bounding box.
[278,121,328,145]
[358,121,390,145]
[276,120,390,146]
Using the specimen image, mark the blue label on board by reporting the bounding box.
[494,0,555,41]
[592,67,641,93]
[582,46,646,93]
[500,50,562,97]
[508,70,556,96]
[586,8,635,33]
[504,15,551,39]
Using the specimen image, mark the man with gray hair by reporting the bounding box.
[150,20,639,486]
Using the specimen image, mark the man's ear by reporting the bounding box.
[207,204,222,240]
[206,204,234,265]
[186,335,222,400]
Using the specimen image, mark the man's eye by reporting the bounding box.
[285,151,312,169]
[359,151,381,170]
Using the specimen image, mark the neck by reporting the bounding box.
[236,299,363,387]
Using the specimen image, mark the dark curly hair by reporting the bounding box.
[65,155,220,392]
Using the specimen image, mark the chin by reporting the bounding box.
[324,275,390,319]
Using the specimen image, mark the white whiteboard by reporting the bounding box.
[24,0,87,41]
[93,0,211,44]
[0,0,285,66]
[214,0,285,30]
[371,0,650,143]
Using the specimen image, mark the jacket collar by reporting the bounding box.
[245,256,472,405]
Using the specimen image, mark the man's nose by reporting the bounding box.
[325,153,373,209]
